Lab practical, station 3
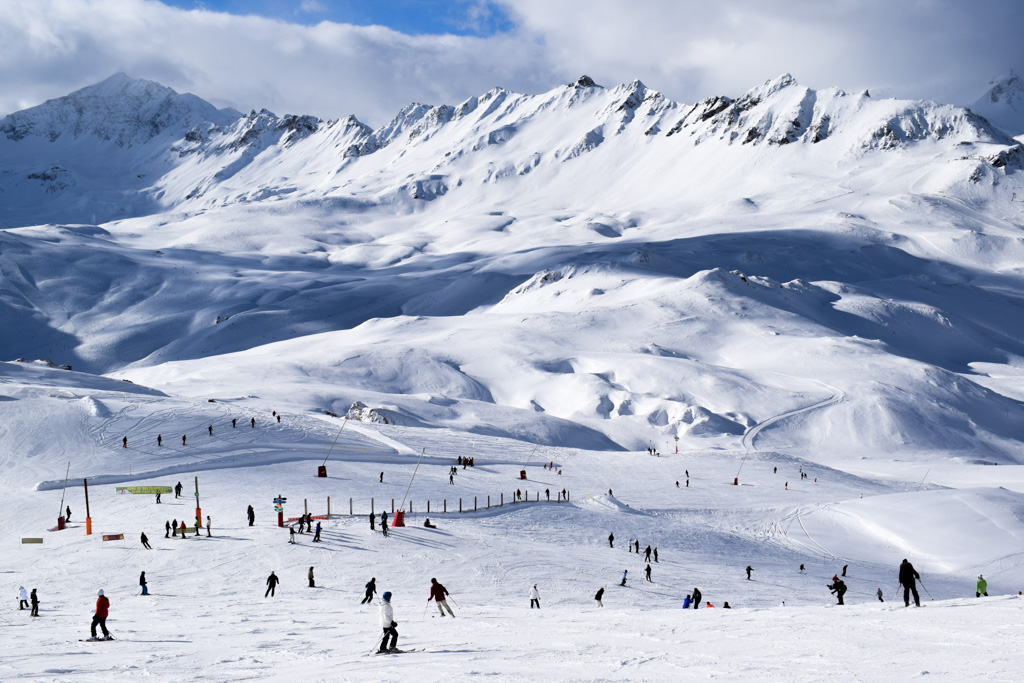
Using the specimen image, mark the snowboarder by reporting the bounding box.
[608,533,614,548]
[828,578,847,605]
[122,436,127,448]
[429,578,455,617]
[530,584,540,609]
[645,564,652,582]
[877,587,884,602]
[705,602,714,608]
[723,602,732,609]
[175,482,183,498]
[746,565,753,580]
[842,564,848,577]
[595,587,604,607]
[157,434,162,447]
[172,518,178,537]
[308,567,315,588]
[30,589,38,617]
[644,545,652,562]
[682,594,692,609]
[977,575,988,597]
[654,548,659,563]
[362,578,377,604]
[265,571,279,597]
[620,570,628,586]
[66,506,72,522]
[18,586,28,609]
[378,591,398,653]
[140,532,151,549]
[899,559,921,607]
[313,522,322,542]
[89,590,111,640]
[369,513,375,531]
[140,571,148,595]
[692,587,702,609]
[424,518,436,528]
[247,505,255,526]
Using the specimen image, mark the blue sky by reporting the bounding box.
[160,0,516,36]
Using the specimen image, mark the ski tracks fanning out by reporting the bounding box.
[741,379,846,454]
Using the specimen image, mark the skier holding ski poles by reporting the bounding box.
[898,558,921,607]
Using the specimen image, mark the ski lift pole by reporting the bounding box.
[322,418,348,467]
[57,460,70,526]
[398,448,426,512]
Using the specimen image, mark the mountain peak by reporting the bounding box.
[0,73,239,146]
[970,73,1024,136]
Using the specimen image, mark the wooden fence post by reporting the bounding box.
[304,498,308,515]
[500,493,503,507]
[444,499,447,513]
[391,499,394,514]
[459,498,462,513]
[328,497,331,517]
[410,501,413,514]
[474,496,477,512]
[428,500,430,513]
[350,498,353,516]
[487,495,490,510]
[371,498,374,514]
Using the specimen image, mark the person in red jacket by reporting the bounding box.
[428,578,455,617]
[90,589,112,640]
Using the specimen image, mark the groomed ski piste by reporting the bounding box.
[3,361,1024,682]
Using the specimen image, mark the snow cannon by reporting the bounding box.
[520,470,527,480]
[317,465,327,478]
[733,477,738,485]
[392,511,405,527]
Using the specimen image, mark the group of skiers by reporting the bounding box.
[163,516,212,539]
[120,412,281,452]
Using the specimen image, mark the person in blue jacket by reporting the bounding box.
[682,594,692,609]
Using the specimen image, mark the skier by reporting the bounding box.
[429,578,455,617]
[206,515,212,537]
[89,590,112,640]
[676,481,679,488]
[369,513,375,531]
[208,425,213,436]
[378,591,398,653]
[251,417,255,428]
[194,516,201,536]
[140,532,152,549]
[122,436,127,448]
[746,565,753,580]
[30,589,39,617]
[247,505,255,526]
[179,521,186,537]
[644,545,652,562]
[976,575,988,597]
[645,564,652,582]
[156,492,161,504]
[634,540,640,554]
[277,414,280,423]
[842,564,848,577]
[308,567,315,588]
[449,473,454,485]
[654,548,659,563]
[18,586,28,610]
[66,506,72,522]
[828,578,847,605]
[289,527,296,544]
[692,587,702,609]
[898,558,921,607]
[175,482,183,498]
[620,570,628,586]
[232,418,237,428]
[773,466,777,474]
[265,571,279,597]
[608,533,614,548]
[362,578,377,604]
[682,594,692,609]
[381,512,389,538]
[800,564,805,572]
[140,571,148,595]
[594,587,604,607]
[546,489,550,501]
[182,435,186,446]
[157,434,162,447]
[877,587,884,602]
[530,584,540,609]
[172,518,178,537]
[313,521,322,542]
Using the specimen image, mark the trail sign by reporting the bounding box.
[116,486,172,494]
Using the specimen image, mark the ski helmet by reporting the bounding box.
[382,591,392,601]
[97,589,104,596]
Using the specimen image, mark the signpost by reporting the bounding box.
[194,476,202,528]
[274,495,287,527]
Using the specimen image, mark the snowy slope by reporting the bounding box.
[971,73,1024,136]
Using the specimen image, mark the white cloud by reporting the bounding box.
[1,0,1020,125]
[299,0,326,13]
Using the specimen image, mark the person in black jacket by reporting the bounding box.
[899,559,921,607]
[30,589,39,617]
[828,578,847,605]
[266,571,279,597]
[692,587,702,609]
[140,571,149,595]
[594,587,604,607]
[247,505,255,526]
[362,578,377,604]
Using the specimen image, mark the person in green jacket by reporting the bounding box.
[976,575,988,597]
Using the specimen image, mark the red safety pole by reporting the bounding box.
[84,478,92,536]
[194,476,202,527]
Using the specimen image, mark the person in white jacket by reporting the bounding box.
[19,586,28,610]
[529,584,540,609]
[378,591,398,653]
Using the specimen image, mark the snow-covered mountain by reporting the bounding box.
[971,72,1024,137]
[1,73,1023,460]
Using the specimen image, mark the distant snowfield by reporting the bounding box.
[2,72,1024,678]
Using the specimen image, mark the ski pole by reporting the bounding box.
[423,600,429,618]
[447,595,460,608]
[369,632,385,655]
[918,579,933,600]
[891,584,902,601]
